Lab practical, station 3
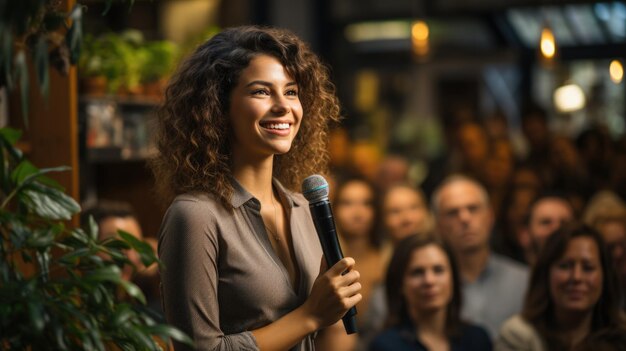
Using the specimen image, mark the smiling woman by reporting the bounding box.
[496,222,626,351]
[150,26,362,351]
[229,55,303,160]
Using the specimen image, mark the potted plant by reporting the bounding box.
[0,127,192,350]
[139,41,178,99]
[78,34,108,96]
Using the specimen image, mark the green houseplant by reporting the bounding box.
[0,128,192,350]
[139,40,178,98]
[79,32,137,94]
[1,1,192,349]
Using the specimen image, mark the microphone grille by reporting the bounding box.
[301,175,330,202]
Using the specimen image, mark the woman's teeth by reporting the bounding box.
[263,123,290,130]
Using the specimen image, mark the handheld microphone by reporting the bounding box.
[302,174,358,335]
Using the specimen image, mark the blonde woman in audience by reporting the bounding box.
[496,222,625,350]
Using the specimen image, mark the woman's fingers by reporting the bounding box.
[328,257,355,276]
[339,282,362,298]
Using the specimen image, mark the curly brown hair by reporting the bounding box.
[150,25,341,207]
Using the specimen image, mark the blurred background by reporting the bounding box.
[3,0,625,256]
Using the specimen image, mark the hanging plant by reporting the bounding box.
[0,0,137,125]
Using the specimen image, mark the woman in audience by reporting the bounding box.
[370,235,492,351]
[496,222,625,350]
[333,176,385,327]
[381,183,432,245]
[321,176,385,351]
[362,183,434,346]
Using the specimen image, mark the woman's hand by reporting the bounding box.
[301,257,362,330]
[250,257,361,350]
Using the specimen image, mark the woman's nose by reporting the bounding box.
[423,270,436,284]
[271,96,291,115]
[571,264,583,281]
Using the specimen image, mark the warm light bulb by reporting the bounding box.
[411,20,429,57]
[540,27,556,59]
[610,60,624,84]
[412,21,429,41]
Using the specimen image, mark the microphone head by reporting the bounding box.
[302,175,330,202]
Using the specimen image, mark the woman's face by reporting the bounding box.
[403,244,453,315]
[228,54,303,160]
[383,187,430,243]
[335,181,375,239]
[550,237,603,315]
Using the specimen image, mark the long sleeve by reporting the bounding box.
[158,198,259,351]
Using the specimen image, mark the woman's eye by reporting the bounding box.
[252,89,269,95]
[557,261,572,270]
[409,268,424,277]
[583,264,597,272]
[433,265,446,274]
[286,89,298,96]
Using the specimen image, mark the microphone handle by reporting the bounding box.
[309,200,358,335]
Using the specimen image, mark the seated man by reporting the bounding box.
[432,175,528,338]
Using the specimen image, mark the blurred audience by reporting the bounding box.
[496,222,625,350]
[369,235,492,351]
[454,122,490,182]
[333,176,385,329]
[381,183,433,245]
[432,175,528,337]
[517,193,574,265]
[493,165,544,262]
[374,154,410,193]
[583,191,626,302]
[329,100,626,348]
[362,183,433,349]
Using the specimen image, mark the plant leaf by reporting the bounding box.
[87,215,99,241]
[15,50,29,127]
[27,300,45,333]
[119,280,146,305]
[0,128,24,162]
[19,183,80,220]
[0,128,22,146]
[11,160,39,185]
[58,247,90,265]
[148,325,194,346]
[102,237,131,250]
[28,228,56,249]
[33,35,49,99]
[118,230,158,267]
[85,265,122,283]
[35,250,51,282]
[12,161,70,187]
[66,5,83,64]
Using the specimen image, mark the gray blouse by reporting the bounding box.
[158,179,322,351]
